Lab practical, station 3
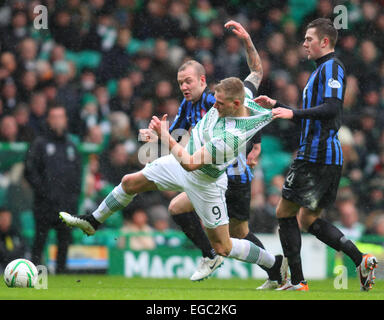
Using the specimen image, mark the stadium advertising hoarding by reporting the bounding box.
[46,234,384,280]
[108,235,328,279]
[48,245,108,272]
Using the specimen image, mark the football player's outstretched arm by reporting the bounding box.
[144,114,211,172]
[224,20,263,91]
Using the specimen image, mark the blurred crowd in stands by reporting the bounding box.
[0,0,384,255]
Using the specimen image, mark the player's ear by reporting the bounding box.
[321,36,329,48]
[200,74,206,85]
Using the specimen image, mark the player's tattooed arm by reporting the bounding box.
[243,38,263,91]
[224,20,263,90]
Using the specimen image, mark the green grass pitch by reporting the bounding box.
[0,275,383,300]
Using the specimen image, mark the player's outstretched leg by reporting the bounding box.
[172,211,224,282]
[228,238,288,286]
[60,172,157,235]
[306,217,378,291]
[169,194,224,281]
[206,225,288,286]
[181,211,225,281]
[59,182,135,235]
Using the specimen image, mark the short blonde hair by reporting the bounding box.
[178,60,206,77]
[214,77,245,104]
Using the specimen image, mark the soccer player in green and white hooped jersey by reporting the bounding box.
[168,21,287,286]
[59,76,288,277]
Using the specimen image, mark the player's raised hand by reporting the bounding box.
[246,149,259,168]
[149,114,169,139]
[224,20,250,40]
[254,95,276,109]
[139,128,158,142]
[159,114,168,131]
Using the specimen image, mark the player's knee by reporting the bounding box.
[168,198,183,216]
[298,216,310,232]
[229,227,248,239]
[229,219,248,239]
[121,174,136,194]
[299,212,319,232]
[276,200,298,218]
[276,203,288,218]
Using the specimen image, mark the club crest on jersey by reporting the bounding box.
[67,146,76,161]
[328,78,341,89]
[46,143,56,155]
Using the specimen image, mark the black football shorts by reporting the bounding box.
[226,180,251,221]
[281,160,342,211]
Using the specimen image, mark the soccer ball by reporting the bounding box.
[3,258,38,288]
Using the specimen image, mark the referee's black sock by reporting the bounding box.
[172,211,216,259]
[278,216,305,285]
[308,218,363,267]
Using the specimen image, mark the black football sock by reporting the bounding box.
[244,231,265,249]
[85,213,101,230]
[172,211,216,259]
[267,254,284,283]
[278,216,305,285]
[308,218,363,267]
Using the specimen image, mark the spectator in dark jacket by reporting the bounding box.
[24,105,82,273]
[109,77,135,115]
[96,27,133,83]
[28,91,47,137]
[50,9,83,52]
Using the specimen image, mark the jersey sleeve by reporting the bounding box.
[244,80,258,100]
[322,60,345,101]
[205,92,216,109]
[169,99,191,134]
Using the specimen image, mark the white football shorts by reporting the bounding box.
[141,155,228,228]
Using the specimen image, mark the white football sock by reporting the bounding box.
[92,183,136,223]
[229,238,275,269]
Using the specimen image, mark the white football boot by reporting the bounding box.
[59,212,98,236]
[256,279,280,290]
[190,255,224,281]
[257,256,288,290]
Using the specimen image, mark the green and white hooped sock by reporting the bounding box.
[92,183,136,223]
[229,238,275,269]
